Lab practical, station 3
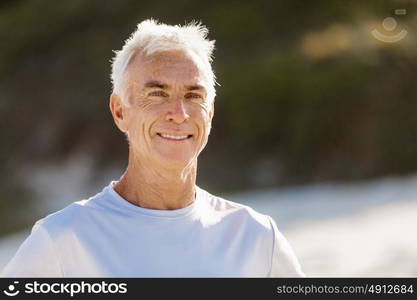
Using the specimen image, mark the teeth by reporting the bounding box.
[159,133,189,140]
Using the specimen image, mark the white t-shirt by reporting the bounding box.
[1,182,304,277]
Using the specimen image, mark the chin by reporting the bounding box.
[155,153,195,169]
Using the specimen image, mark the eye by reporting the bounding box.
[185,93,203,100]
[148,90,168,97]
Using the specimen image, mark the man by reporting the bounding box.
[2,20,304,277]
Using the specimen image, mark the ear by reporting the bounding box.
[109,93,128,133]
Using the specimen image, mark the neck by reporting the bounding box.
[113,151,197,210]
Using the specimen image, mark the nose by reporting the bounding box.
[166,98,190,124]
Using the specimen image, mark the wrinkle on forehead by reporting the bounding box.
[125,50,210,92]
[133,51,207,85]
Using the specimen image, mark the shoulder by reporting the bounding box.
[34,188,107,236]
[197,187,274,233]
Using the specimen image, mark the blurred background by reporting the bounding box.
[1,0,416,277]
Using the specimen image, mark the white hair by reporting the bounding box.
[111,19,216,104]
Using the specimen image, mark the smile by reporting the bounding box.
[157,133,193,141]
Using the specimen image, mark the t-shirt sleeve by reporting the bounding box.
[1,223,63,277]
[267,216,305,277]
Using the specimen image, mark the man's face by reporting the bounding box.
[111,50,214,170]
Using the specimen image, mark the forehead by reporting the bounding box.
[125,50,210,88]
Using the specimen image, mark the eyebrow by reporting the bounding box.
[185,84,206,93]
[143,80,206,93]
[144,80,169,89]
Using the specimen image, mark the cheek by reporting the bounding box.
[194,102,212,119]
[194,106,213,137]
[202,104,213,127]
[124,110,147,141]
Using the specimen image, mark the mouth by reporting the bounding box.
[157,133,193,141]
